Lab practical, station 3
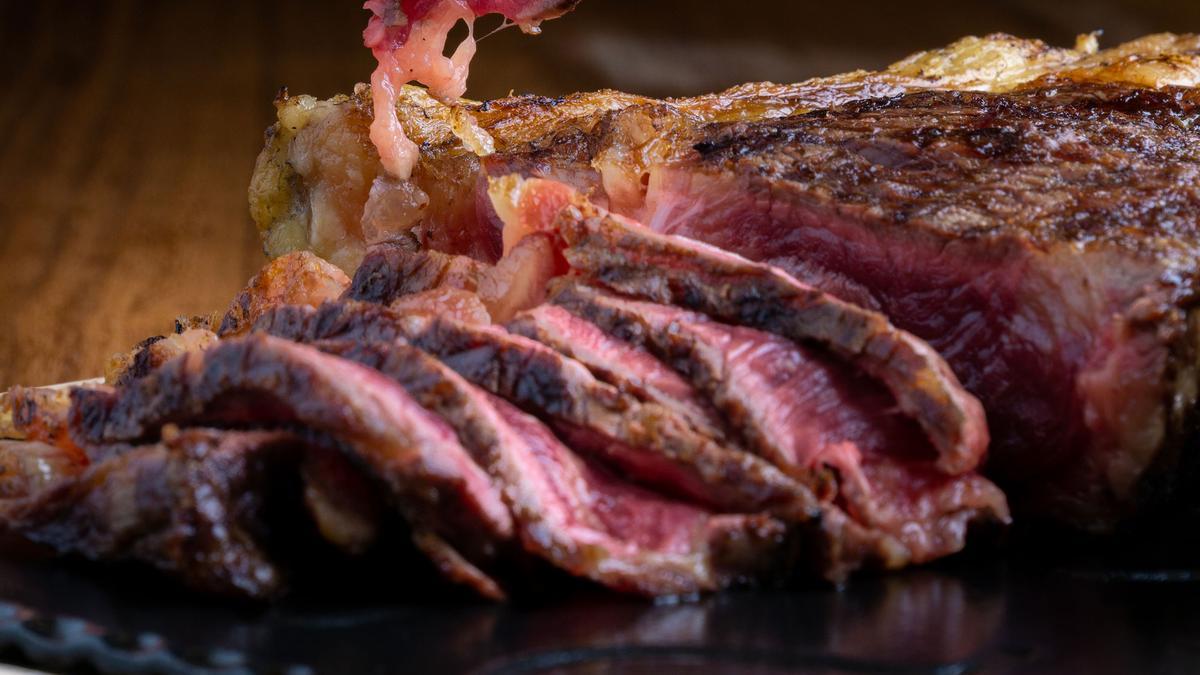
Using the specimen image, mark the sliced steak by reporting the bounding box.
[0,429,302,598]
[312,338,793,594]
[68,335,513,596]
[252,301,815,517]
[389,287,493,324]
[551,283,1008,562]
[490,176,989,477]
[106,329,220,387]
[507,304,724,438]
[643,85,1200,527]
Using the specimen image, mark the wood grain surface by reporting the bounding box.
[1,0,1197,388]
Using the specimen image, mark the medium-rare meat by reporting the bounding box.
[637,85,1200,528]
[250,33,1200,271]
[248,32,1200,528]
[252,301,818,518]
[493,177,990,478]
[254,301,997,575]
[311,338,791,595]
[550,283,1007,562]
[68,334,514,596]
[507,304,724,438]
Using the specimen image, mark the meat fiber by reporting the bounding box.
[253,300,999,574]
[492,176,990,478]
[248,32,1200,527]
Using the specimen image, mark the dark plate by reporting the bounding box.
[0,532,1198,675]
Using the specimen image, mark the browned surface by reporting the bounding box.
[1,0,1198,388]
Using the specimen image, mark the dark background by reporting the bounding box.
[1,0,1198,388]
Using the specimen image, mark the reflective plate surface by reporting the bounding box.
[0,531,1197,675]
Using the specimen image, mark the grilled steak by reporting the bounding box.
[310,338,791,595]
[0,429,303,598]
[68,335,514,596]
[253,301,818,518]
[549,283,1006,562]
[218,251,350,337]
[345,236,561,321]
[249,33,1200,528]
[507,304,725,437]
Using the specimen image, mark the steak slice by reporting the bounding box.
[490,176,989,478]
[507,304,724,438]
[0,429,303,598]
[550,283,1008,562]
[311,338,792,594]
[344,242,486,305]
[68,334,514,596]
[252,301,816,517]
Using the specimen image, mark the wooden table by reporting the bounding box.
[1,0,1197,388]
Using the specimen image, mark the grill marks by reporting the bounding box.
[257,301,814,516]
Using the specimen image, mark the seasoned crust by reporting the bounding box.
[248,32,1200,271]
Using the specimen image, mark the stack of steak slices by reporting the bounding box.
[0,169,1007,599]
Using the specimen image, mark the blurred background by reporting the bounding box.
[0,0,1198,387]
